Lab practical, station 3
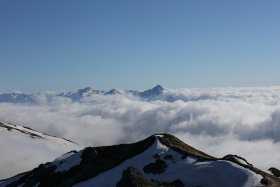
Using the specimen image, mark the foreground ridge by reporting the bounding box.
[1,133,280,187]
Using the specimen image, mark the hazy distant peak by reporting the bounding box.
[139,84,165,98]
[105,89,123,95]
[151,84,164,91]
[77,87,92,93]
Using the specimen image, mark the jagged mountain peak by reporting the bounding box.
[139,85,165,98]
[76,87,101,96]
[105,89,123,95]
[147,85,164,93]
[77,87,92,93]
[1,133,279,187]
[152,84,164,91]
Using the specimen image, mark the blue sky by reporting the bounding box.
[1,1,280,91]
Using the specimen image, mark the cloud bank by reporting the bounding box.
[1,87,280,178]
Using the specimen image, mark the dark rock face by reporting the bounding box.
[222,154,253,168]
[116,167,154,187]
[143,159,168,174]
[116,167,184,187]
[153,154,160,159]
[260,178,269,185]
[268,167,280,177]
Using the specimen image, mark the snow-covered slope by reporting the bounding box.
[0,122,79,179]
[0,122,77,144]
[1,134,279,187]
[58,87,105,101]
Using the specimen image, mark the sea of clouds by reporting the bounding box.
[1,86,280,179]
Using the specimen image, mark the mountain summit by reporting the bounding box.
[105,89,123,95]
[1,133,279,187]
[139,85,164,98]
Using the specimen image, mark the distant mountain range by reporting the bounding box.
[3,85,279,105]
[1,133,279,187]
[0,85,165,104]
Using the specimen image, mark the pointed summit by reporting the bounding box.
[105,89,123,95]
[151,84,164,92]
[76,87,96,97]
[58,87,103,101]
[77,87,92,94]
[140,85,165,98]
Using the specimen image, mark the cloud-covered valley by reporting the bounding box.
[1,86,280,179]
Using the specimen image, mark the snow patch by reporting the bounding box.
[52,151,82,172]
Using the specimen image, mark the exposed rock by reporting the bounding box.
[116,167,154,187]
[268,167,280,177]
[223,154,253,168]
[152,179,184,187]
[153,154,160,159]
[260,178,269,185]
[116,167,184,187]
[143,159,168,174]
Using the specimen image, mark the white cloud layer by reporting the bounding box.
[1,87,280,179]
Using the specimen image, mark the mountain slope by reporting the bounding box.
[1,133,279,187]
[0,122,79,179]
[58,87,104,101]
[105,89,124,95]
[0,122,77,144]
[138,85,164,98]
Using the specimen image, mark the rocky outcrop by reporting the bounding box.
[143,159,168,175]
[116,167,184,187]
[268,167,280,178]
